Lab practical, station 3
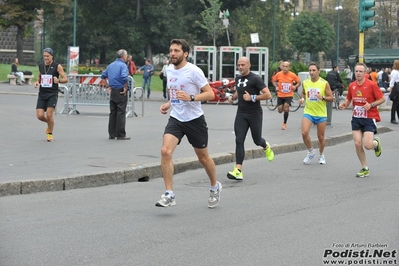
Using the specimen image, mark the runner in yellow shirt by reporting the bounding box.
[299,62,333,165]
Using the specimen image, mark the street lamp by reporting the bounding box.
[219,10,231,46]
[335,1,343,66]
[289,3,299,61]
[378,0,381,48]
[290,0,299,17]
[261,0,290,62]
[73,0,77,46]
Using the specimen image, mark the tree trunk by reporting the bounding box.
[100,50,106,65]
[135,0,140,21]
[145,43,152,62]
[16,26,24,64]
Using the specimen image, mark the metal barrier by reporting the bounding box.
[130,86,144,117]
[58,74,144,117]
[58,84,71,115]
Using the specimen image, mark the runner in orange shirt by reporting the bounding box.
[272,61,301,130]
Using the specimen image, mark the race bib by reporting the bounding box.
[169,88,181,104]
[41,74,53,88]
[353,105,367,118]
[307,88,320,102]
[281,82,291,93]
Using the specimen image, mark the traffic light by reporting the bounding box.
[359,0,375,31]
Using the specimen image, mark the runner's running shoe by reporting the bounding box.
[265,142,274,162]
[155,193,176,207]
[356,168,370,178]
[318,155,326,165]
[282,123,287,130]
[208,181,222,208]
[227,166,243,180]
[374,137,382,157]
[303,150,316,164]
[46,134,53,142]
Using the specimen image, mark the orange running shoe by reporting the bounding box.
[282,123,287,130]
[46,133,53,142]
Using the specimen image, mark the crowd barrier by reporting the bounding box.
[59,74,144,117]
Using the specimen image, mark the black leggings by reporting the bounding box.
[234,112,266,165]
[162,78,167,99]
[391,98,399,121]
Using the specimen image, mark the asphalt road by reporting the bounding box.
[1,83,398,265]
[1,135,398,266]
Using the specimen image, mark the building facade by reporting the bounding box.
[0,26,36,65]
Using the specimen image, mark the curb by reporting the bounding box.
[0,126,392,197]
[0,91,37,96]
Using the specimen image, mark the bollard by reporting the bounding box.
[326,101,333,125]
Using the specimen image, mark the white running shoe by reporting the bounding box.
[208,182,222,208]
[303,150,316,164]
[318,155,326,165]
[155,193,176,207]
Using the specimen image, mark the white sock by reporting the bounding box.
[210,183,219,191]
[165,190,174,198]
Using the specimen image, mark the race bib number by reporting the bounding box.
[281,82,291,93]
[353,105,367,118]
[169,88,181,104]
[41,74,53,88]
[307,88,320,102]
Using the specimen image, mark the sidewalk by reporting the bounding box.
[0,82,395,196]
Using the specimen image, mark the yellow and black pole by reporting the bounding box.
[359,31,365,63]
[358,0,375,63]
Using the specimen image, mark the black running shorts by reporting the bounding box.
[36,92,58,111]
[277,96,293,106]
[164,115,208,149]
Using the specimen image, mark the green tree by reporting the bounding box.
[233,0,291,62]
[76,0,143,64]
[43,0,193,65]
[322,0,359,65]
[287,11,335,59]
[367,0,398,48]
[195,0,224,47]
[36,1,74,64]
[0,0,66,64]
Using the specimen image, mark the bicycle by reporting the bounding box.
[332,85,345,110]
[266,91,302,112]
